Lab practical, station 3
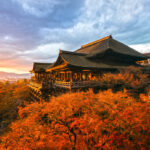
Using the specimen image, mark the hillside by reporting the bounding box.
[0,90,149,150]
[0,71,32,81]
[0,67,150,150]
[0,80,30,135]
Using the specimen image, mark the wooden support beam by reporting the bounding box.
[80,73,82,81]
[64,72,66,81]
[89,72,92,80]
[70,71,73,82]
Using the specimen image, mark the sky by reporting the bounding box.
[0,0,150,73]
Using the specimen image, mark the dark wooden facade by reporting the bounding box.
[29,35,149,101]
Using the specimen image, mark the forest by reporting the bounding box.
[0,80,30,135]
[0,67,149,150]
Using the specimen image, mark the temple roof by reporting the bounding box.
[32,62,52,73]
[59,50,140,70]
[45,35,149,71]
[76,35,146,59]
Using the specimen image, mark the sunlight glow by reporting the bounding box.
[0,67,29,74]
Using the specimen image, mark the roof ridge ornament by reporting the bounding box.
[81,35,112,48]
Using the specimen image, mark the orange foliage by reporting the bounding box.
[0,89,150,150]
[100,66,149,93]
[0,80,30,135]
[0,80,30,101]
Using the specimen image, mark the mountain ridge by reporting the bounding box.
[0,71,32,80]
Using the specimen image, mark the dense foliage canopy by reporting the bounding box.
[0,67,149,150]
[100,66,149,94]
[0,80,30,134]
[0,89,149,150]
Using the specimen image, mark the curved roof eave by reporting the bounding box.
[46,50,69,72]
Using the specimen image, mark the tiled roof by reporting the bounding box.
[76,36,146,59]
[32,62,52,72]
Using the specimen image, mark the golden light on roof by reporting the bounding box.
[81,35,112,48]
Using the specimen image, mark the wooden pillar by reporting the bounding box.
[61,73,63,80]
[37,73,38,80]
[70,71,73,82]
[89,72,91,80]
[39,73,40,80]
[85,72,87,80]
[77,72,79,81]
[54,72,56,79]
[68,72,70,81]
[61,73,63,81]
[80,72,82,81]
[64,72,66,81]
[66,72,68,81]
[72,72,74,81]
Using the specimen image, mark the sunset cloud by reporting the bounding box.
[0,0,150,73]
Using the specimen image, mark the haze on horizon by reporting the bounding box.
[0,0,150,74]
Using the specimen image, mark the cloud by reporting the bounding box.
[40,0,150,48]
[12,0,83,19]
[0,0,84,73]
[20,42,70,62]
[13,0,63,17]
[0,56,31,73]
[0,0,150,73]
[130,43,150,53]
[3,35,18,43]
[0,0,83,50]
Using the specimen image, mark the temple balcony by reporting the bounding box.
[29,79,53,91]
[54,80,101,89]
[29,80,42,91]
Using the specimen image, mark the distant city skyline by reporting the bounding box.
[0,0,150,73]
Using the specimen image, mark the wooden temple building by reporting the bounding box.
[29,35,149,101]
[136,52,150,65]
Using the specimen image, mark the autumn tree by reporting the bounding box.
[0,79,30,135]
[0,89,149,150]
[100,66,149,95]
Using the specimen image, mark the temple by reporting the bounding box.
[29,35,149,101]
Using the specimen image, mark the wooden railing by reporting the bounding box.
[29,79,102,90]
[54,80,101,89]
[54,80,71,88]
[29,80,53,90]
[29,81,42,90]
[42,80,53,89]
